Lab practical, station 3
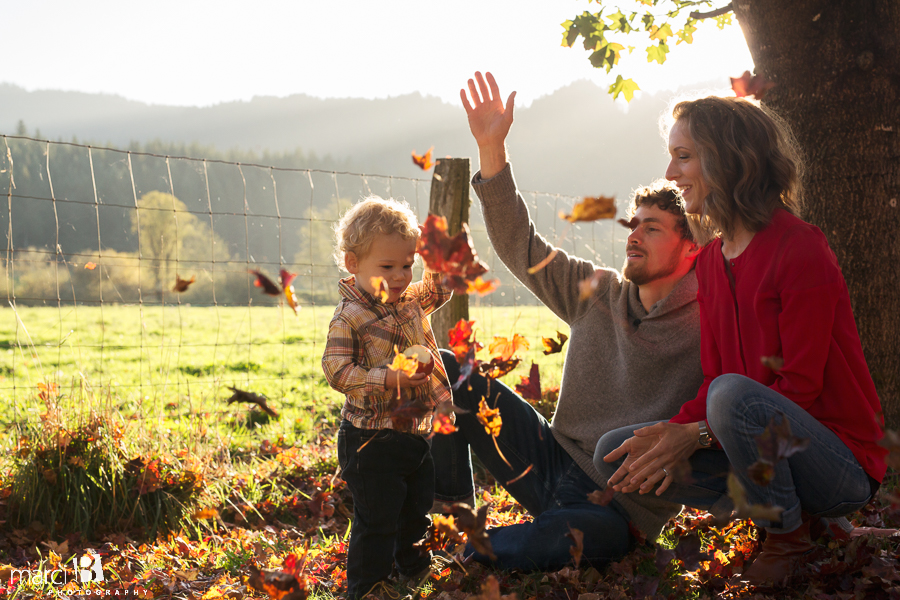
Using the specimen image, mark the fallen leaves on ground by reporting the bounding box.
[4,383,899,600]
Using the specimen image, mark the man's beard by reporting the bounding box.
[622,249,681,286]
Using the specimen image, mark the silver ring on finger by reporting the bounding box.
[662,467,670,478]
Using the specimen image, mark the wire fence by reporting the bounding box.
[0,134,627,433]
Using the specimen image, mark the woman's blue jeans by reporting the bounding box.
[432,350,634,571]
[594,374,873,534]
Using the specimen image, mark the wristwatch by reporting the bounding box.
[698,421,713,447]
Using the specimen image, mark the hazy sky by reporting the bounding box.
[4,0,752,107]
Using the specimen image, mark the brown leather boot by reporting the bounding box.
[743,520,816,586]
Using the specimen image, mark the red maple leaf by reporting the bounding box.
[730,70,775,100]
[411,147,434,170]
[417,214,497,296]
[515,362,542,400]
[250,270,281,296]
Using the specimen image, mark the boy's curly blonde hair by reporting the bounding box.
[333,196,420,271]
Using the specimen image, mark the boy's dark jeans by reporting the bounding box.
[338,420,433,600]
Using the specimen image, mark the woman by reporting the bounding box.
[594,96,887,585]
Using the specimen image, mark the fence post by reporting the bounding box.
[428,157,471,349]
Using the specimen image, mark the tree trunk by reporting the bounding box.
[428,158,471,349]
[732,0,900,426]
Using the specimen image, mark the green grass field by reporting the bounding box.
[0,303,569,448]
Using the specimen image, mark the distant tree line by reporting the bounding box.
[1,124,360,306]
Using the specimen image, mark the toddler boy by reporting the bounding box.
[322,196,452,600]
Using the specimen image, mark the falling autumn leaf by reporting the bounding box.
[728,471,784,523]
[84,262,97,270]
[388,346,419,378]
[415,514,465,555]
[412,146,435,170]
[479,356,521,380]
[280,269,300,314]
[225,386,279,418]
[578,270,607,301]
[477,399,503,437]
[431,401,460,435]
[567,526,584,568]
[488,334,529,362]
[389,397,430,430]
[515,362,541,401]
[730,70,775,100]
[172,274,196,293]
[466,275,500,295]
[560,195,617,222]
[617,217,638,230]
[541,331,568,355]
[760,355,784,371]
[506,463,534,485]
[587,487,616,507]
[417,214,498,296]
[477,398,510,467]
[449,503,496,561]
[250,270,281,296]
[369,276,390,304]
[754,412,810,465]
[448,319,482,363]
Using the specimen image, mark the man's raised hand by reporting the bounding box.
[460,71,515,179]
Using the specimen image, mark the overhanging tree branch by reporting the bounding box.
[690,2,733,19]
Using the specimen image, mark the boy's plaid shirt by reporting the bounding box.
[322,272,453,435]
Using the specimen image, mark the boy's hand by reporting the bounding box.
[384,369,429,390]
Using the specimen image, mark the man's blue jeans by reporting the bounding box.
[432,350,633,571]
[338,420,433,600]
[594,374,873,534]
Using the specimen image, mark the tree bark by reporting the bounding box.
[731,0,900,425]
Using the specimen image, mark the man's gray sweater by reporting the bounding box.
[473,164,704,539]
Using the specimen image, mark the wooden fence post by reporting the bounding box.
[428,157,471,349]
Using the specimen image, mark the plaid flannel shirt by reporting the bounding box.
[322,272,453,435]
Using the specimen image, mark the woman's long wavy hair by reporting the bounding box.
[667,96,805,241]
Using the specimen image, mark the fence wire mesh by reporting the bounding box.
[1,134,626,433]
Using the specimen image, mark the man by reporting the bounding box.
[429,72,704,571]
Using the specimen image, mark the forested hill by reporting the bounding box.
[0,80,714,197]
[0,80,715,306]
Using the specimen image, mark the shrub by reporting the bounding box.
[8,412,203,538]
